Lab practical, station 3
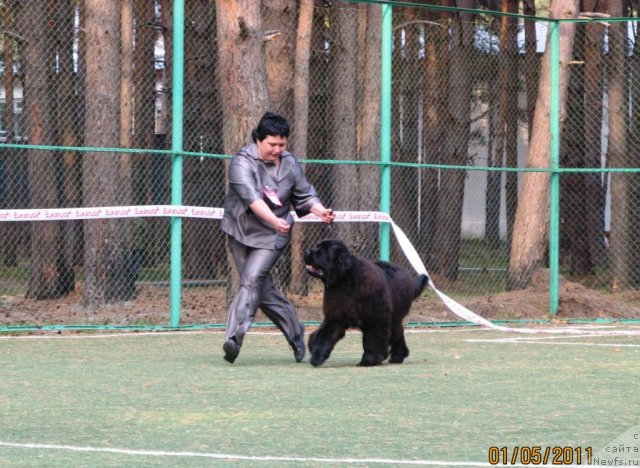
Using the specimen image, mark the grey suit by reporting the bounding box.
[221,144,320,350]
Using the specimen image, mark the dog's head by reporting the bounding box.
[304,239,353,287]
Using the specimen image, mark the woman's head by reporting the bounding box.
[251,112,290,143]
[253,112,290,164]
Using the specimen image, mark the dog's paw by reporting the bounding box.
[310,353,326,367]
[358,354,383,366]
[388,355,405,364]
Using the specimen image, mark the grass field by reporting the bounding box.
[1,326,639,466]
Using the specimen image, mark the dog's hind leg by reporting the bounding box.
[309,320,346,367]
[388,324,409,364]
[359,322,390,366]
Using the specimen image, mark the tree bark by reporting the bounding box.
[53,0,83,272]
[2,0,18,267]
[330,3,358,246]
[419,8,448,268]
[183,0,219,281]
[215,0,271,301]
[114,0,136,298]
[486,0,518,250]
[561,23,590,275]
[608,0,631,291]
[522,0,538,133]
[582,9,606,269]
[290,0,315,295]
[356,4,381,260]
[391,7,420,267]
[262,0,297,117]
[507,0,578,290]
[24,1,70,299]
[432,0,474,280]
[83,0,130,307]
[262,0,297,294]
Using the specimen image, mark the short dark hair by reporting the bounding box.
[251,112,290,142]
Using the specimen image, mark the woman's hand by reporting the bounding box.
[273,218,291,234]
[311,205,336,225]
[249,199,290,234]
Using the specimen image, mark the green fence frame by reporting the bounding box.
[1,0,637,332]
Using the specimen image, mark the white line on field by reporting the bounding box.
[0,440,559,467]
[467,333,617,342]
[467,338,640,348]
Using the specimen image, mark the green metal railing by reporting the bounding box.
[0,1,638,332]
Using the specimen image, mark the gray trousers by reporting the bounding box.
[225,236,302,348]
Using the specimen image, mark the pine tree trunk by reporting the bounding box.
[24,1,70,299]
[607,0,631,291]
[290,0,315,295]
[507,0,578,290]
[83,0,130,307]
[215,0,271,302]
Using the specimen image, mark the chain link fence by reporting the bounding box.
[0,1,639,329]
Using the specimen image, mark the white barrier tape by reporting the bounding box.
[0,205,224,221]
[387,217,640,336]
[0,207,384,223]
[2,205,638,335]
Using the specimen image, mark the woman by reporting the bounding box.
[221,112,335,363]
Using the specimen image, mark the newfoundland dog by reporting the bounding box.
[304,239,429,367]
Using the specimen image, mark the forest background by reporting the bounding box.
[1,0,640,327]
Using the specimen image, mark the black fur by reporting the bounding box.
[304,239,428,367]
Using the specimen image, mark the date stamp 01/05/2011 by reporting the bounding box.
[488,446,593,465]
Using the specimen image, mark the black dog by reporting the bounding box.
[304,239,428,367]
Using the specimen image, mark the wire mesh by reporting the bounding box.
[0,1,639,329]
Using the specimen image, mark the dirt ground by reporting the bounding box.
[2,269,640,328]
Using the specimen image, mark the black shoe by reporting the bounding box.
[223,339,239,364]
[291,324,305,363]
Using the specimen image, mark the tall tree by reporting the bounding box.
[432,0,474,280]
[2,0,18,267]
[522,0,538,131]
[215,0,271,299]
[391,8,420,266]
[290,0,315,294]
[608,0,632,290]
[120,0,134,258]
[560,22,589,274]
[262,0,297,294]
[263,0,297,117]
[486,0,518,249]
[53,0,83,271]
[419,8,448,267]
[518,0,537,258]
[83,0,131,307]
[507,0,578,290]
[581,0,607,270]
[356,3,381,260]
[330,3,358,246]
[23,1,72,299]
[215,0,270,154]
[183,0,219,280]
[134,0,165,265]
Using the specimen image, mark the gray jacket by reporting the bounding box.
[221,144,321,250]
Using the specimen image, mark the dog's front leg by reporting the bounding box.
[309,320,346,367]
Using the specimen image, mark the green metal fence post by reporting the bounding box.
[548,19,560,316]
[379,3,392,261]
[169,0,185,327]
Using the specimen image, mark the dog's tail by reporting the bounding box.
[413,273,429,299]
